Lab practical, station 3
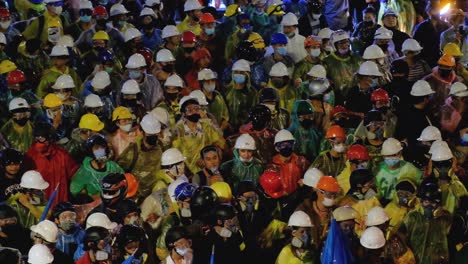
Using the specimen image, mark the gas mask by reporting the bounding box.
[397,193,416,207]
[291,232,309,248]
[127,215,140,225]
[423,205,436,219]
[29,191,44,205]
[168,162,185,177]
[59,219,76,231]
[333,143,346,153]
[146,135,158,146]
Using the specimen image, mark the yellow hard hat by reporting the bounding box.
[211,182,233,203]
[17,41,27,56]
[267,4,285,16]
[0,60,17,75]
[93,30,110,41]
[112,106,132,121]
[443,42,463,57]
[43,93,63,108]
[438,54,456,67]
[248,32,265,49]
[224,4,241,17]
[79,113,105,132]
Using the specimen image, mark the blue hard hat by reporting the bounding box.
[174,182,197,201]
[270,32,288,45]
[98,50,114,62]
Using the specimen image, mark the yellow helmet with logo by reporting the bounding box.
[248,32,265,49]
[267,4,285,16]
[224,4,241,17]
[93,30,110,41]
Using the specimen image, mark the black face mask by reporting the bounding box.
[192,15,200,22]
[162,64,174,73]
[186,113,201,122]
[363,21,374,27]
[143,23,154,31]
[439,69,452,79]
[184,47,196,54]
[13,118,29,126]
[378,44,389,51]
[146,135,158,145]
[279,147,294,157]
[300,119,314,128]
[123,98,138,107]
[165,92,178,102]
[252,121,267,131]
[272,79,285,88]
[97,19,107,27]
[10,89,21,96]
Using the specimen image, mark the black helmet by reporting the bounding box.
[236,181,257,196]
[237,40,257,62]
[364,109,384,126]
[0,148,23,167]
[85,134,109,157]
[165,226,187,248]
[215,203,236,221]
[308,0,324,14]
[116,199,139,223]
[418,181,442,203]
[0,204,18,219]
[349,169,374,190]
[117,225,144,250]
[259,88,279,103]
[248,104,271,131]
[33,122,56,141]
[52,202,75,219]
[84,226,110,250]
[190,186,218,216]
[100,173,128,206]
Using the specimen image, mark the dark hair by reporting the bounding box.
[180,98,199,113]
[200,145,219,159]
[362,6,376,15]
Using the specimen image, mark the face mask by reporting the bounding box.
[127,216,139,225]
[398,194,415,207]
[60,220,76,231]
[97,19,107,27]
[180,208,191,217]
[203,83,216,92]
[462,133,468,143]
[291,236,303,248]
[286,32,295,38]
[0,20,10,29]
[105,67,113,74]
[46,108,61,119]
[312,14,321,19]
[123,98,138,108]
[191,14,200,22]
[93,148,107,160]
[162,64,174,73]
[279,147,294,157]
[219,227,232,238]
[300,119,314,129]
[384,157,400,167]
[338,48,349,55]
[272,79,285,88]
[169,163,185,177]
[378,44,389,51]
[323,93,331,102]
[80,15,92,23]
[263,104,276,114]
[184,47,196,54]
[95,250,109,261]
[239,156,253,163]
[204,27,215,35]
[233,74,246,84]
[333,143,346,153]
[364,188,377,199]
[175,247,189,256]
[423,205,435,219]
[52,6,63,15]
[56,92,69,101]
[276,46,287,56]
[324,46,333,52]
[370,78,379,88]
[117,21,126,28]
[322,197,335,207]
[240,24,252,34]
[146,135,158,146]
[14,118,29,126]
[363,21,374,27]
[119,124,132,132]
[186,113,201,123]
[242,198,256,212]
[439,68,452,79]
[129,70,142,79]
[311,48,321,57]
[99,0,108,5]
[165,92,179,102]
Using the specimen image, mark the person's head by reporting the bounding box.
[417,125,442,152]
[390,59,409,79]
[126,53,147,80]
[274,129,295,158]
[333,206,357,236]
[318,28,333,52]
[118,199,141,225]
[181,31,197,56]
[161,148,186,178]
[180,97,201,123]
[214,203,238,230]
[443,42,464,61]
[110,3,129,27]
[349,169,376,196]
[234,134,256,163]
[364,109,386,141]
[200,12,216,36]
[33,122,56,153]
[85,133,109,162]
[45,0,64,16]
[97,50,115,74]
[259,87,279,113]
[49,45,70,68]
[395,179,417,208]
[164,74,184,101]
[198,68,217,93]
[192,48,211,69]
[0,204,18,229]
[83,226,112,257]
[120,79,142,108]
[430,143,454,180]
[325,125,347,154]
[357,61,382,90]
[371,88,390,111]
[448,8,465,26]
[270,33,288,56]
[51,74,75,101]
[363,44,386,65]
[248,32,266,57]
[165,226,192,257]
[410,80,435,107]
[211,182,233,204]
[426,0,441,20]
[382,8,398,28]
[236,13,252,34]
[294,100,315,129]
[112,106,134,133]
[52,202,77,233]
[346,144,370,171]
[79,0,93,23]
[8,97,31,127]
[365,206,390,232]
[156,48,176,73]
[316,176,340,207]
[381,138,403,168]
[173,182,197,217]
[449,82,468,108]
[86,212,118,231]
[124,28,143,50]
[200,145,221,171]
[418,181,442,219]
[362,6,376,23]
[140,113,161,147]
[236,181,258,212]
[232,59,250,86]
[0,148,23,178]
[330,30,350,56]
[0,7,11,30]
[304,35,322,58]
[162,25,181,46]
[248,104,271,131]
[140,7,156,34]
[281,13,299,37]
[30,219,58,246]
[100,173,128,206]
[437,54,456,79]
[402,38,423,59]
[184,0,203,22]
[116,225,144,257]
[28,244,54,264]
[287,211,312,249]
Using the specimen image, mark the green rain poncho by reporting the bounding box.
[7,194,45,229]
[287,100,323,162]
[292,59,321,81]
[36,66,82,98]
[323,52,362,99]
[0,119,34,152]
[207,90,230,126]
[70,157,124,197]
[437,169,468,214]
[268,80,300,113]
[221,149,264,192]
[375,160,422,202]
[310,150,346,177]
[225,77,258,130]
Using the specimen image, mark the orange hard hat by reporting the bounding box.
[371,88,390,102]
[304,35,321,48]
[325,125,346,139]
[316,176,340,192]
[438,54,456,67]
[124,173,139,199]
[200,13,216,24]
[346,144,370,161]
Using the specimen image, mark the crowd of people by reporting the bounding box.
[0,0,466,263]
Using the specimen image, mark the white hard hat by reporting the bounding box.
[358,61,383,76]
[91,71,111,89]
[190,90,208,105]
[374,27,393,40]
[0,33,6,45]
[410,80,435,96]
[365,206,390,226]
[234,134,256,150]
[198,68,217,81]
[30,220,59,243]
[269,62,288,77]
[84,94,104,108]
[162,25,180,39]
[318,28,333,39]
[20,170,49,190]
[140,113,161,134]
[331,30,349,46]
[150,107,170,126]
[281,12,299,26]
[288,211,312,227]
[164,74,184,87]
[156,49,175,62]
[307,64,327,79]
[402,38,423,52]
[145,0,161,6]
[449,82,468,97]
[429,140,449,155]
[360,227,386,249]
[303,168,324,188]
[232,59,251,72]
[121,79,141,94]
[161,148,186,166]
[431,144,453,161]
[140,7,156,17]
[417,126,442,142]
[124,28,143,42]
[86,212,118,230]
[44,0,62,4]
[126,53,147,69]
[274,129,295,144]
[179,95,198,108]
[9,97,30,111]
[168,178,187,202]
[52,74,75,89]
[110,3,129,16]
[56,35,74,47]
[333,206,358,222]
[363,44,385,60]
[28,244,54,264]
[79,0,93,10]
[381,138,403,156]
[184,0,203,12]
[50,45,69,56]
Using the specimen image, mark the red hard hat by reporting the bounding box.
[7,69,26,85]
[259,170,285,199]
[136,48,153,66]
[346,144,370,161]
[0,8,10,18]
[371,88,390,102]
[93,5,108,17]
[316,176,340,193]
[181,31,197,44]
[330,105,348,117]
[200,13,216,24]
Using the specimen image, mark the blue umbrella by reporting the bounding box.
[39,183,59,221]
[210,244,215,264]
[121,248,138,264]
[321,218,354,264]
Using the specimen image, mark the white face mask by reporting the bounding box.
[312,14,321,20]
[338,48,349,55]
[160,128,172,145]
[263,103,276,113]
[175,247,190,256]
[127,216,139,225]
[46,108,61,119]
[169,163,185,177]
[239,156,253,163]
[203,83,216,92]
[310,48,321,57]
[180,208,191,217]
[95,250,109,261]
[364,188,377,200]
[324,46,333,52]
[0,20,10,29]
[322,197,335,207]
[52,6,63,15]
[333,143,346,153]
[119,124,132,132]
[219,227,232,238]
[323,93,331,102]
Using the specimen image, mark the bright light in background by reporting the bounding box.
[440,3,451,15]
